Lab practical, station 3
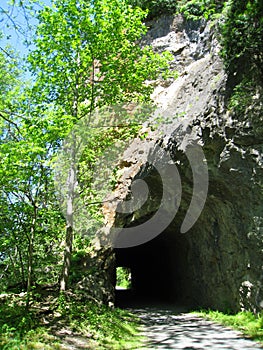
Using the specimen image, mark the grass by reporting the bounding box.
[0,293,144,349]
[63,298,144,349]
[194,309,263,344]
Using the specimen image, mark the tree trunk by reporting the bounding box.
[26,233,33,310]
[60,136,77,292]
[60,224,73,291]
[17,246,26,290]
[26,207,36,310]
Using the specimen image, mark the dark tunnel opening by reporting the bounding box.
[114,227,192,309]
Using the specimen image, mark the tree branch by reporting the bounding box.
[0,47,14,59]
[0,112,22,134]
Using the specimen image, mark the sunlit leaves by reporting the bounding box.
[1,0,173,292]
[0,49,64,292]
[28,0,171,119]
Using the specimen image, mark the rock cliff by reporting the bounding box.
[99,15,262,312]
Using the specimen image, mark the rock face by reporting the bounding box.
[104,15,263,312]
[70,247,115,306]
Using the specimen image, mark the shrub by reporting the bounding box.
[127,0,178,19]
[177,0,224,20]
[221,0,263,81]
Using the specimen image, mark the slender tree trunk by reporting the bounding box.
[26,233,33,310]
[60,137,77,292]
[89,56,96,122]
[17,245,26,290]
[7,250,16,276]
[60,224,73,291]
[26,206,36,310]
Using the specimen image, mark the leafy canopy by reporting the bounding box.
[28,0,171,121]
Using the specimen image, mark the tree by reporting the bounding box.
[28,0,171,291]
[0,0,42,46]
[0,47,65,305]
[0,108,65,306]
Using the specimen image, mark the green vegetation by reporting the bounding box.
[0,294,143,349]
[221,0,263,81]
[116,267,132,289]
[176,0,263,114]
[0,0,171,296]
[1,0,262,348]
[1,0,261,301]
[28,0,171,291]
[177,0,224,20]
[0,1,170,346]
[195,310,263,343]
[127,0,225,21]
[220,0,263,126]
[127,0,178,19]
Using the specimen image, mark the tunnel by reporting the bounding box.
[109,140,244,312]
[114,225,193,309]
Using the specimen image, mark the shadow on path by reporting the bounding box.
[124,306,263,349]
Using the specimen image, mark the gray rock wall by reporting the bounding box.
[103,15,263,312]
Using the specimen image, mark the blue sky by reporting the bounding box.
[0,0,51,57]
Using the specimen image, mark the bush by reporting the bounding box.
[221,0,263,82]
[127,0,226,21]
[177,0,225,20]
[127,0,178,19]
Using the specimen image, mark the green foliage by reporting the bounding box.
[0,295,54,349]
[0,51,20,107]
[63,300,143,349]
[28,0,171,118]
[0,106,65,290]
[217,0,263,128]
[195,310,263,343]
[27,2,172,291]
[228,78,256,114]
[116,267,132,289]
[127,0,178,19]
[128,0,225,20]
[0,297,59,349]
[177,0,224,20]
[76,112,144,231]
[1,0,173,296]
[0,47,65,294]
[221,0,263,81]
[0,296,143,349]
[226,77,263,142]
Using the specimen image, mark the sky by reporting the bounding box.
[0,0,51,57]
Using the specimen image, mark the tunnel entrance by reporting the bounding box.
[114,227,192,308]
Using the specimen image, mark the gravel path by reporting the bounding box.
[130,307,263,350]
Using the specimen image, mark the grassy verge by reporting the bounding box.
[0,293,144,349]
[194,310,263,344]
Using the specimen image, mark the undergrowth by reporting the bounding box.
[0,293,143,349]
